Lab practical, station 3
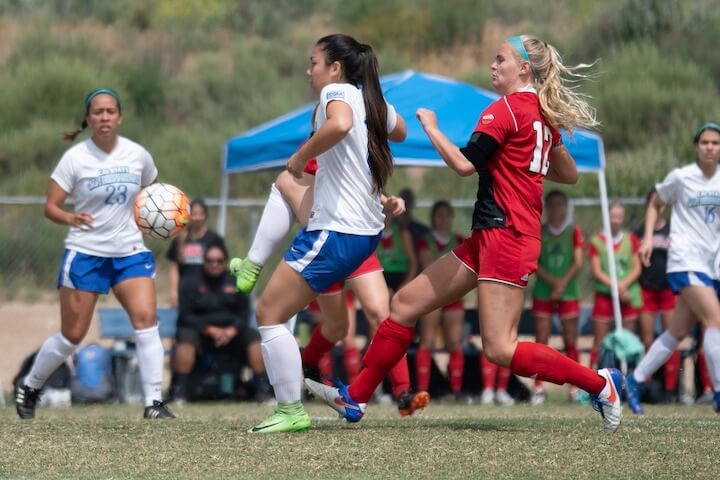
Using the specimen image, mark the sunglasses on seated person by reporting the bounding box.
[204,256,226,265]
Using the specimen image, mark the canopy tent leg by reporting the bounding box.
[597,170,623,334]
[598,170,627,372]
[217,172,229,237]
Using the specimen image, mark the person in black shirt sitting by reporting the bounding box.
[170,244,269,403]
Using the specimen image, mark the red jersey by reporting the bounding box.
[416,232,465,255]
[471,89,561,239]
[303,157,318,175]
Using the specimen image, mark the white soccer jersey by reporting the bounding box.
[308,83,397,235]
[51,137,158,257]
[655,163,720,277]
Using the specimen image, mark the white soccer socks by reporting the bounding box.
[135,326,164,407]
[702,327,720,392]
[247,183,295,265]
[25,332,77,390]
[259,324,302,403]
[632,330,680,383]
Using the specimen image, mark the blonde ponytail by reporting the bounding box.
[520,35,600,133]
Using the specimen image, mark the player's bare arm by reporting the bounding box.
[639,192,664,266]
[416,108,476,176]
[44,180,93,228]
[545,145,578,184]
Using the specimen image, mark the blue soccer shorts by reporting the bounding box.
[667,271,720,296]
[284,228,381,292]
[57,249,156,293]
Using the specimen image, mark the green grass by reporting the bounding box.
[1,398,719,479]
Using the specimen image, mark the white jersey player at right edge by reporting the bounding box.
[626,122,720,415]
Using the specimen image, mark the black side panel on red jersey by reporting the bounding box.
[460,132,499,171]
[472,165,506,230]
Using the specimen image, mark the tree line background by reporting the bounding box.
[0,0,718,297]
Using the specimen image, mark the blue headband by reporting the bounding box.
[694,122,720,142]
[507,36,539,80]
[84,88,122,113]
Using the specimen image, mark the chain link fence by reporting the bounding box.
[0,196,646,303]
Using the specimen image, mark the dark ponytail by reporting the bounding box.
[316,34,393,194]
[63,119,88,142]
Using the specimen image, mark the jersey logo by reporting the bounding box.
[480,114,495,125]
[326,90,345,100]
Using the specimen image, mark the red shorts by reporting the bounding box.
[532,298,580,319]
[452,228,540,288]
[321,252,383,294]
[442,300,465,312]
[592,293,639,323]
[307,289,356,313]
[641,286,675,313]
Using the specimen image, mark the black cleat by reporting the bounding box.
[168,382,188,407]
[15,384,41,420]
[143,400,176,419]
[397,389,430,417]
[302,364,323,383]
[302,364,325,401]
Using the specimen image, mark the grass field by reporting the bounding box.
[1,396,719,479]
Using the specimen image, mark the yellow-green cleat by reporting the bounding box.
[229,257,262,294]
[249,402,311,433]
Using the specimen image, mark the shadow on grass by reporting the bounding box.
[308,418,528,433]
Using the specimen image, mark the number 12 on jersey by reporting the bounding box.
[529,120,552,175]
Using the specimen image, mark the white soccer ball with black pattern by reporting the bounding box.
[134,183,190,239]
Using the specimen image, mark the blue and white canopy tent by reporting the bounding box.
[220,70,624,331]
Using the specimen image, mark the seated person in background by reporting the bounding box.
[166,198,226,307]
[170,244,269,403]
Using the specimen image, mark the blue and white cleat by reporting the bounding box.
[625,372,645,415]
[714,391,720,413]
[304,378,366,423]
[591,368,624,433]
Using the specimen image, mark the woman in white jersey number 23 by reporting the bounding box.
[15,89,174,420]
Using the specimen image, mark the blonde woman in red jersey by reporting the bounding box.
[307,35,625,433]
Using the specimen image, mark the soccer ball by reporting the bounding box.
[134,183,190,239]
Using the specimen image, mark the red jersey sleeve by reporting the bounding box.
[628,232,640,253]
[415,237,429,252]
[572,225,585,249]
[473,98,516,146]
[587,235,598,258]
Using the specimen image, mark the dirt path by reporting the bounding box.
[0,301,102,393]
